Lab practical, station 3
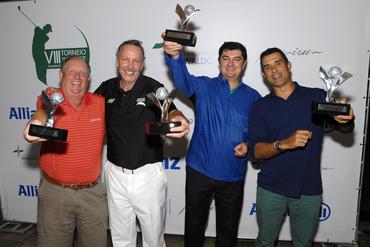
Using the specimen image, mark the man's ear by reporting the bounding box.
[139,62,144,72]
[59,70,63,81]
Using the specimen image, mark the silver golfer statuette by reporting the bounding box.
[164,4,200,47]
[145,87,181,135]
[312,66,352,115]
[28,90,68,141]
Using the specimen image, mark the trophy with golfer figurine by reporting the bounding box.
[28,90,68,141]
[164,3,200,47]
[145,87,181,135]
[312,66,352,116]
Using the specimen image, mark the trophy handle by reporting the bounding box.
[319,66,329,80]
[161,90,177,122]
[319,67,336,102]
[175,4,200,31]
[146,92,161,109]
[167,89,176,101]
[338,72,353,86]
[175,4,187,26]
[326,87,336,102]
[319,67,332,91]
[180,11,200,31]
[162,101,169,121]
[45,117,55,128]
[41,91,54,115]
[180,18,191,31]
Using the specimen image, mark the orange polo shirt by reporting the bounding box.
[37,91,105,184]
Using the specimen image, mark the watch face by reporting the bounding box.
[274,141,282,152]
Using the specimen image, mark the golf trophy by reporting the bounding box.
[312,66,352,116]
[164,4,200,47]
[145,87,181,135]
[28,90,68,141]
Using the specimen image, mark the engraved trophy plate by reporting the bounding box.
[164,4,200,47]
[145,87,181,135]
[312,66,352,116]
[29,90,68,141]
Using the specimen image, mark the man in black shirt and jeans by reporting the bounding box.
[95,39,189,247]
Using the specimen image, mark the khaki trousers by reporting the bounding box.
[37,178,108,247]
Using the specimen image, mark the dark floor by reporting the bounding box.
[1,221,370,247]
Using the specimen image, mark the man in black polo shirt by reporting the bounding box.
[95,39,189,247]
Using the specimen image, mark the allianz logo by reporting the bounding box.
[319,203,331,221]
[9,107,36,120]
[18,184,38,197]
[248,202,331,221]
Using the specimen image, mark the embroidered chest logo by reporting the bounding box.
[107,98,116,104]
[90,117,102,122]
[136,97,146,106]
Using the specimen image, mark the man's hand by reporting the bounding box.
[45,87,59,94]
[166,110,190,138]
[234,142,248,157]
[162,32,183,60]
[280,130,312,150]
[23,110,47,143]
[334,98,354,124]
[254,130,312,160]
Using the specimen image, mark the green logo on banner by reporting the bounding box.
[32,24,90,85]
[152,43,163,49]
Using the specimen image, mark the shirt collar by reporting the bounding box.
[266,81,301,99]
[115,74,145,93]
[61,91,91,111]
[217,74,244,89]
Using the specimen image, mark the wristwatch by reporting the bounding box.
[273,140,282,152]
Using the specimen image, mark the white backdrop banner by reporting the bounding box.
[0,0,369,244]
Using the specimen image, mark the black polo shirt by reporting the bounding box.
[95,75,174,169]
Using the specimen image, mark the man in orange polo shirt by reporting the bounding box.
[23,56,107,247]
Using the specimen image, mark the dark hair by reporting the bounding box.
[116,39,145,61]
[61,55,91,75]
[259,47,288,71]
[218,42,247,61]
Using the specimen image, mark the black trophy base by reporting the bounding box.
[312,101,351,116]
[29,124,68,141]
[145,121,181,135]
[164,29,197,47]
